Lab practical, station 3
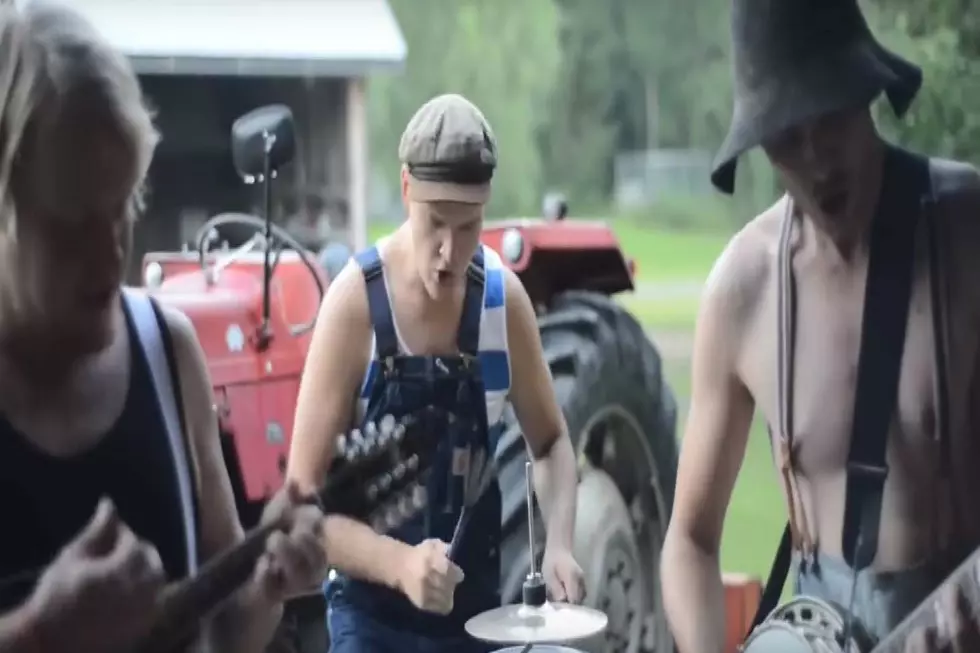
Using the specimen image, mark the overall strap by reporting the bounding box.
[841,147,931,570]
[354,246,399,359]
[457,246,486,356]
[121,288,199,575]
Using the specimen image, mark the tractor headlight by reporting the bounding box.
[144,262,164,288]
[501,228,524,264]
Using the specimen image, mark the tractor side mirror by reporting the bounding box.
[231,104,296,179]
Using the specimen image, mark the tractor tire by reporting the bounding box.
[496,290,678,653]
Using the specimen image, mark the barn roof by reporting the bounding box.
[43,0,407,77]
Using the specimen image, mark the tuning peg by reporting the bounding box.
[393,423,406,441]
[411,484,427,508]
[378,473,392,493]
[383,505,403,530]
[366,483,379,502]
[364,420,379,445]
[347,429,364,460]
[335,434,347,457]
[397,494,415,519]
[405,454,419,471]
[380,414,396,433]
[392,462,406,480]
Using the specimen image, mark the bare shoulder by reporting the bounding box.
[308,257,374,376]
[157,303,208,383]
[698,196,784,332]
[502,265,530,313]
[314,258,373,338]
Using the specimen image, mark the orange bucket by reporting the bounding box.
[722,573,763,653]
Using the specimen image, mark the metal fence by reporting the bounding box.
[613,148,714,209]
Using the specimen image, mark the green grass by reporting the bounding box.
[618,293,702,332]
[610,219,730,283]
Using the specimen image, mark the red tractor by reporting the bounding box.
[141,105,680,653]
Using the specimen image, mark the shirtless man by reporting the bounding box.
[0,4,326,652]
[661,1,980,651]
[286,94,585,652]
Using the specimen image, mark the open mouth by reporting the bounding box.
[814,184,849,217]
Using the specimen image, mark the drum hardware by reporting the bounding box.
[739,596,875,653]
[467,462,608,648]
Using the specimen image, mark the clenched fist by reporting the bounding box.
[397,539,465,615]
[27,498,167,653]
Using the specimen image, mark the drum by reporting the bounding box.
[739,596,874,653]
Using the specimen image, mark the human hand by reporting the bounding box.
[397,539,465,615]
[542,545,585,604]
[26,497,167,653]
[903,582,980,653]
[254,481,327,602]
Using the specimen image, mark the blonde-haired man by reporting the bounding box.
[0,3,326,652]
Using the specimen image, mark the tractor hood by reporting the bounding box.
[147,268,269,387]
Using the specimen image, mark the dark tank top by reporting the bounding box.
[0,297,197,611]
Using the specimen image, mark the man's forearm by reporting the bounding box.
[323,515,411,590]
[0,603,42,653]
[661,533,727,653]
[531,434,578,550]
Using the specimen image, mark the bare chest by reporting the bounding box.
[740,243,948,480]
[388,284,467,356]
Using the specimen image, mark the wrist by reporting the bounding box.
[383,539,413,593]
[4,599,46,653]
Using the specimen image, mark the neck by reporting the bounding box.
[0,303,122,391]
[802,139,887,262]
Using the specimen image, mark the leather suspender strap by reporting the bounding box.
[841,146,931,570]
[749,198,804,632]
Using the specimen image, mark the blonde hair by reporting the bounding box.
[0,1,159,231]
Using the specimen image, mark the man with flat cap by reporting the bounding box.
[662,0,980,651]
[284,94,585,652]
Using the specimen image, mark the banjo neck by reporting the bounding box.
[871,546,980,652]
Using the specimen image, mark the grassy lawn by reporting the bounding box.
[367,215,786,581]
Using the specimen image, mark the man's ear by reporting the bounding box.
[400,165,410,207]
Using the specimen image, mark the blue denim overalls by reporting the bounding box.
[325,245,504,653]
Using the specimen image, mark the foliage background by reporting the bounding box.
[366,0,980,223]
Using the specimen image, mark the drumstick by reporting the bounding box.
[447,446,498,562]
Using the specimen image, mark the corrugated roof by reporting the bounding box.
[46,0,408,77]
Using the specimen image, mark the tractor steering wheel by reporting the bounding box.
[194,212,326,336]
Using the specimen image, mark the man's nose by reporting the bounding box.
[438,233,454,262]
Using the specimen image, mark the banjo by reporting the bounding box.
[0,408,451,653]
[741,545,980,653]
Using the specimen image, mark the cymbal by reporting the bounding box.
[464,601,608,644]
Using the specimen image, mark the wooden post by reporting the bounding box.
[345,76,368,252]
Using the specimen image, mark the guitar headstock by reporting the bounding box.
[318,406,449,532]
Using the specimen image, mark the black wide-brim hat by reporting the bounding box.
[711,0,923,194]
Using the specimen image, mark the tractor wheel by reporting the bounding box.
[497,290,678,653]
